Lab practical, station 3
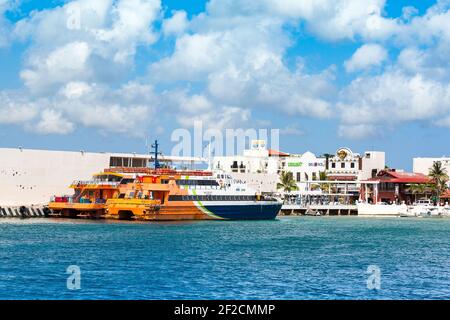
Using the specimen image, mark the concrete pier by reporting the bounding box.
[280,204,358,216]
[0,205,49,218]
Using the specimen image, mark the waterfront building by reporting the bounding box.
[360,169,432,204]
[212,140,325,193]
[282,152,326,192]
[323,148,385,198]
[326,147,385,181]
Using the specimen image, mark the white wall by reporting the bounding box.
[413,157,450,175]
[0,148,111,205]
[360,151,385,180]
[283,152,326,191]
[227,172,278,193]
[212,154,279,174]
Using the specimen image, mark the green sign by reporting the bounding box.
[288,162,303,167]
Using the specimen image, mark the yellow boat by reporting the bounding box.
[48,172,132,218]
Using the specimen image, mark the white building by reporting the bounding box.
[0,147,204,206]
[212,140,326,193]
[212,140,279,175]
[326,147,385,181]
[281,152,326,191]
[413,157,450,187]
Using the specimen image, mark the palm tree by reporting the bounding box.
[428,162,449,203]
[322,153,334,170]
[317,171,332,193]
[406,183,427,203]
[277,171,299,193]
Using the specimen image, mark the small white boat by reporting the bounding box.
[399,207,417,217]
[419,207,443,218]
[305,208,322,216]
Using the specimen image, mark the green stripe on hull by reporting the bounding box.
[191,189,224,220]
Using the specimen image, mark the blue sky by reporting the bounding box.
[0,0,449,170]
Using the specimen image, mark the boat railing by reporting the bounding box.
[50,195,73,203]
[71,180,120,187]
[50,195,107,204]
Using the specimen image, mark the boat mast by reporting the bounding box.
[151,140,162,169]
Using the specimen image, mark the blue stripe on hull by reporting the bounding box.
[204,203,282,220]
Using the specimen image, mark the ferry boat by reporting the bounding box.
[48,172,134,218]
[48,169,282,221]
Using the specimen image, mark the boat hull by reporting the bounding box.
[202,203,282,220]
[106,200,282,221]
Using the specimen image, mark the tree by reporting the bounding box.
[317,171,332,193]
[406,183,430,203]
[428,161,449,203]
[277,171,299,193]
[322,153,334,170]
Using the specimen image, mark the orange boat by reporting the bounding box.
[49,169,282,221]
[48,172,133,218]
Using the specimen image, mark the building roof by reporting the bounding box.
[368,170,432,184]
[441,190,450,198]
[268,149,290,157]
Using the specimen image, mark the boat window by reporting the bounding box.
[120,178,134,184]
[118,193,125,199]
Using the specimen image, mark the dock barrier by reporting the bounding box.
[0,206,50,218]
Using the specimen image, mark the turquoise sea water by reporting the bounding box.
[0,216,449,300]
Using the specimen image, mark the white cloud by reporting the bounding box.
[60,81,92,99]
[344,43,388,72]
[150,7,333,119]
[396,2,450,46]
[177,105,251,130]
[0,0,162,136]
[163,90,251,130]
[162,10,188,36]
[2,0,450,141]
[34,109,75,135]
[280,125,305,136]
[398,46,450,81]
[14,0,161,93]
[338,70,450,137]
[0,91,39,124]
[21,41,92,93]
[259,0,398,41]
[57,82,158,135]
[338,124,380,140]
[150,32,228,81]
[0,82,158,136]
